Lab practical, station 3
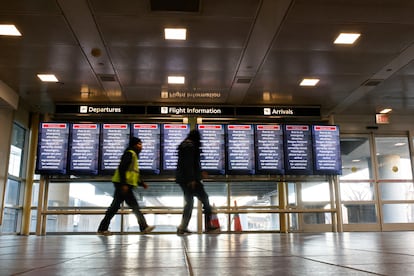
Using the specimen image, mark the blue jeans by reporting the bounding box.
[98,183,148,232]
[178,181,213,230]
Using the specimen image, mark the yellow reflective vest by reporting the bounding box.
[111,150,140,187]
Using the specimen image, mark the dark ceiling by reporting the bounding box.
[1,0,414,118]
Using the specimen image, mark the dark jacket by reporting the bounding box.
[175,138,202,184]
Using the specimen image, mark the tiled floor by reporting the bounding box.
[1,232,414,275]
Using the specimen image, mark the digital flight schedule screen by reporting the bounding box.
[198,124,225,174]
[35,122,70,175]
[100,123,130,172]
[255,124,284,174]
[284,124,313,175]
[162,124,190,171]
[312,125,342,175]
[133,123,161,174]
[69,123,100,175]
[226,124,255,174]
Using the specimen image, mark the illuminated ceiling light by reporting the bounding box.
[395,143,406,146]
[334,33,360,44]
[300,78,319,86]
[352,159,361,162]
[37,74,59,82]
[262,91,271,101]
[379,108,392,114]
[168,76,185,84]
[0,24,22,36]
[164,28,187,40]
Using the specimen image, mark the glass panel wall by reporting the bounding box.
[339,135,378,227]
[375,136,414,225]
[2,123,26,233]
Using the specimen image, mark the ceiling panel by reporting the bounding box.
[0,0,413,119]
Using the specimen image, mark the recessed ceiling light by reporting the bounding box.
[37,74,59,82]
[300,78,319,86]
[168,76,185,84]
[395,143,406,147]
[0,24,22,36]
[334,33,360,44]
[164,28,187,40]
[379,108,392,114]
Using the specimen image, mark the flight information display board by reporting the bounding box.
[198,124,225,174]
[132,123,161,174]
[100,123,130,172]
[284,125,313,175]
[69,123,100,175]
[226,124,255,174]
[255,124,284,174]
[35,122,69,175]
[161,124,190,171]
[312,125,342,175]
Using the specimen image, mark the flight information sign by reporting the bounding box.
[284,124,313,175]
[35,122,69,175]
[312,125,342,175]
[100,123,130,172]
[162,124,190,171]
[69,123,100,175]
[198,124,225,174]
[132,123,161,174]
[255,124,284,174]
[226,124,255,174]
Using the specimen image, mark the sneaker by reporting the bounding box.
[97,230,112,236]
[142,225,155,234]
[205,227,220,234]
[177,228,192,236]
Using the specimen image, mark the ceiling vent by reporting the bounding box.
[98,74,116,82]
[236,77,252,84]
[363,79,383,86]
[150,0,200,12]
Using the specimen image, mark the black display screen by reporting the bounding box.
[284,124,313,175]
[255,124,284,174]
[35,122,69,175]
[69,123,100,175]
[100,123,130,172]
[198,124,225,174]
[132,123,161,174]
[312,125,342,175]
[161,124,190,171]
[226,124,255,174]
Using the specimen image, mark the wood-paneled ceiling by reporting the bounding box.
[1,0,414,118]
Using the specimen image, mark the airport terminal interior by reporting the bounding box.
[1,0,414,275]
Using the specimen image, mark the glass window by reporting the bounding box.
[340,136,372,180]
[8,123,25,177]
[375,136,412,180]
[382,204,414,223]
[5,179,20,205]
